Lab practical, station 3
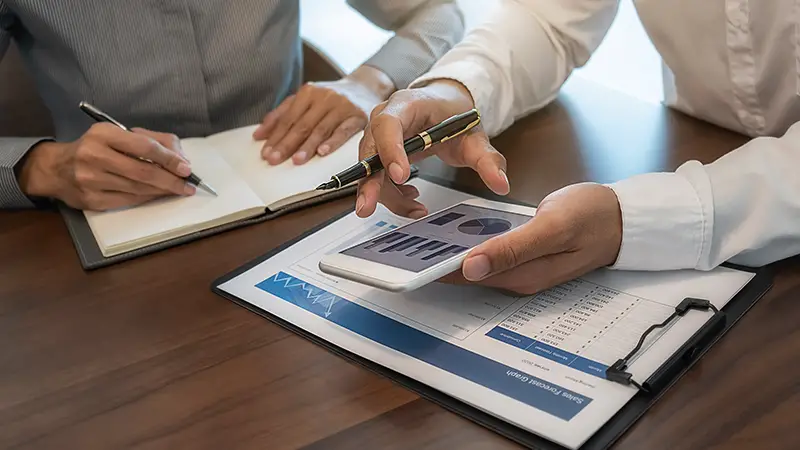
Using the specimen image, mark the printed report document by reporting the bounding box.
[84,125,360,257]
[216,179,755,449]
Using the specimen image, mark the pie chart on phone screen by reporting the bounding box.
[458,218,512,236]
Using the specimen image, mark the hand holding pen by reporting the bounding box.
[79,102,217,197]
[320,80,507,220]
[18,102,215,212]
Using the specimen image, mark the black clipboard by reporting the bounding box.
[211,176,773,449]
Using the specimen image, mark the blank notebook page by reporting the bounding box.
[85,138,265,251]
[209,125,362,207]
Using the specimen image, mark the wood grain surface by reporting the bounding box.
[1,76,798,449]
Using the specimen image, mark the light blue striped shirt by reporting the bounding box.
[0,0,463,208]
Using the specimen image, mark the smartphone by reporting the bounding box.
[319,198,535,292]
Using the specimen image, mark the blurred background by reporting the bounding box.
[300,0,663,104]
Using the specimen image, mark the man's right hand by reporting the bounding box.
[355,79,510,219]
[18,123,195,211]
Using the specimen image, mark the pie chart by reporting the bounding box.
[458,218,512,236]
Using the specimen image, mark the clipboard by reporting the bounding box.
[211,175,773,449]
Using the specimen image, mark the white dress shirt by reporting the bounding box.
[410,0,800,271]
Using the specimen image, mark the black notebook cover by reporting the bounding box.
[210,176,773,450]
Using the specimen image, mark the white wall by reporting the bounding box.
[300,0,663,103]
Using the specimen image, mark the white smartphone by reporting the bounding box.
[319,198,535,292]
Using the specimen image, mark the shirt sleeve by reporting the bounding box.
[346,0,465,89]
[0,4,49,209]
[409,0,620,137]
[607,121,800,271]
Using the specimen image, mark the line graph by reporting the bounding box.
[261,272,345,318]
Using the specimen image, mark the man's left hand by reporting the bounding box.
[254,67,393,165]
[441,183,624,295]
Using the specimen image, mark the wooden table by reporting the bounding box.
[1,78,798,450]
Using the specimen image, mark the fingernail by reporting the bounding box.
[268,151,282,164]
[184,183,197,196]
[355,195,365,215]
[498,169,510,194]
[318,144,330,155]
[253,126,264,137]
[388,163,404,184]
[177,162,191,177]
[294,150,307,162]
[463,255,491,281]
[409,209,427,219]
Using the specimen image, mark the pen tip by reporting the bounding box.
[198,181,218,196]
[316,181,336,191]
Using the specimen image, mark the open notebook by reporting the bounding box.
[83,125,359,257]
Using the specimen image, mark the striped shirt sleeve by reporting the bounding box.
[346,0,464,89]
[0,4,48,209]
[0,138,51,209]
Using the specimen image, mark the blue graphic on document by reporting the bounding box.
[261,273,345,318]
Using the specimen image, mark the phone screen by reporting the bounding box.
[340,203,532,273]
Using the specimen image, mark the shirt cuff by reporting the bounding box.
[605,164,711,271]
[0,137,52,209]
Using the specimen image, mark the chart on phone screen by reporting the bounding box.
[341,203,532,273]
[290,217,521,340]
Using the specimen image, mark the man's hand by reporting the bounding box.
[441,183,623,295]
[19,123,194,211]
[254,66,394,166]
[355,80,509,219]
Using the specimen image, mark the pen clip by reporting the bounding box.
[439,115,481,145]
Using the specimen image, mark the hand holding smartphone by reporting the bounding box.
[319,199,535,292]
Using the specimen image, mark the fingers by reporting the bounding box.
[461,214,566,282]
[355,173,425,219]
[454,132,510,195]
[317,116,366,157]
[92,124,191,180]
[383,182,427,218]
[266,99,330,165]
[261,89,313,160]
[76,169,169,196]
[292,113,365,164]
[253,95,295,141]
[368,106,413,185]
[264,92,311,146]
[90,144,193,196]
[451,252,591,295]
[356,172,385,218]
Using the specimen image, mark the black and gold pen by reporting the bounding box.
[78,101,218,196]
[316,108,481,190]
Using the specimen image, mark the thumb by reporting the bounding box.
[461,215,564,282]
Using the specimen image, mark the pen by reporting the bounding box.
[316,108,481,190]
[78,101,218,196]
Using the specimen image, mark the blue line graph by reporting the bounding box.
[257,272,346,318]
